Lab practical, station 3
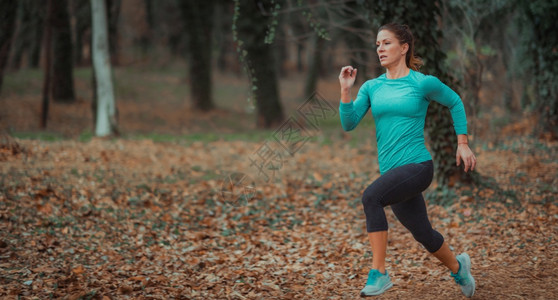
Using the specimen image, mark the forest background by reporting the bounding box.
[0,0,556,299]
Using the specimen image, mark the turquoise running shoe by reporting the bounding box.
[451,253,476,298]
[360,269,393,297]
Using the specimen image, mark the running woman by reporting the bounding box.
[338,23,477,297]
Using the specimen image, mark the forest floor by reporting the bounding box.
[1,66,557,299]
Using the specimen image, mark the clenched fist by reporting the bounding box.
[339,66,357,90]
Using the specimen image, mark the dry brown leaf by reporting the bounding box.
[37,203,52,214]
[71,265,84,275]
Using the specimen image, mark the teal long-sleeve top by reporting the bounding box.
[339,70,467,174]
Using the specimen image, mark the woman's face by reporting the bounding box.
[376,30,408,68]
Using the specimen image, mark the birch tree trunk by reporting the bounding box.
[91,0,116,137]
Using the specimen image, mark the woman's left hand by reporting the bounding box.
[456,144,477,172]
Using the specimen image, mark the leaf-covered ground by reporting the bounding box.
[1,133,556,299]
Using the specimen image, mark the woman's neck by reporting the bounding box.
[385,62,410,79]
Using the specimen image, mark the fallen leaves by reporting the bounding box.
[0,136,556,299]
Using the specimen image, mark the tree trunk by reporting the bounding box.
[51,0,76,103]
[140,0,154,53]
[304,34,324,98]
[523,0,558,139]
[10,1,28,70]
[105,0,121,65]
[250,42,284,128]
[0,0,18,94]
[10,0,43,69]
[215,1,230,72]
[296,43,304,72]
[462,55,483,137]
[91,0,117,137]
[29,2,44,68]
[72,0,90,66]
[178,0,215,111]
[273,16,288,78]
[143,0,154,30]
[289,16,306,73]
[237,0,284,128]
[41,0,54,128]
[11,0,44,69]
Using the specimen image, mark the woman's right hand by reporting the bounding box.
[339,66,357,90]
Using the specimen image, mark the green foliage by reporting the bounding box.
[297,0,330,40]
[78,130,93,142]
[264,0,281,44]
[232,0,256,110]
[480,45,496,57]
[10,131,64,141]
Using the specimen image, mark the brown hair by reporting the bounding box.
[378,23,423,71]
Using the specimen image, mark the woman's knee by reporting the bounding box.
[412,229,444,253]
[361,184,383,208]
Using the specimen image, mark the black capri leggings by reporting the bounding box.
[361,160,444,253]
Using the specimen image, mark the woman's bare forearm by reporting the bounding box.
[457,134,468,145]
[341,87,352,103]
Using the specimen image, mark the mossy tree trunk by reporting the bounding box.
[236,0,284,128]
